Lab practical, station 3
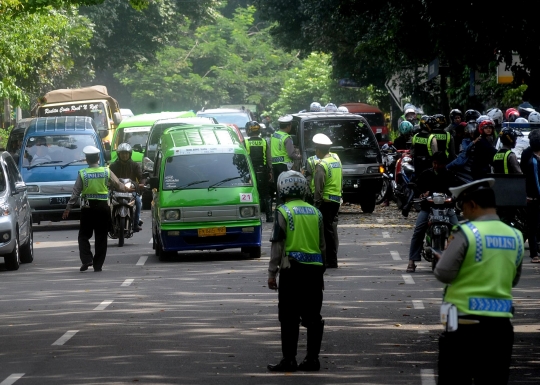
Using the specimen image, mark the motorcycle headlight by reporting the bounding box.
[164,209,180,220]
[240,206,256,218]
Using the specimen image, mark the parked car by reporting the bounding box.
[196,108,255,138]
[0,151,33,271]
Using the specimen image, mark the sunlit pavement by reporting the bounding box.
[0,204,539,384]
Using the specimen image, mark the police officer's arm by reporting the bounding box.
[430,136,438,154]
[433,229,468,284]
[266,141,272,169]
[284,137,301,160]
[268,211,287,289]
[448,137,456,160]
[305,159,315,186]
[109,170,130,192]
[313,164,326,207]
[62,173,84,218]
[134,162,146,187]
[507,153,523,174]
[318,211,326,268]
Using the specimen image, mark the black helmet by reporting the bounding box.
[499,127,523,147]
[464,109,481,123]
[419,115,430,131]
[245,121,261,136]
[449,109,462,120]
[433,114,447,129]
[424,116,437,132]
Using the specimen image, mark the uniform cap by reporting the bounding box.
[449,178,495,202]
[83,145,100,155]
[312,133,332,146]
[278,115,293,123]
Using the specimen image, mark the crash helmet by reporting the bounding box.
[499,126,524,146]
[505,108,520,122]
[404,108,416,122]
[515,117,528,123]
[433,114,447,129]
[419,115,430,131]
[398,121,414,135]
[518,103,535,119]
[117,142,132,159]
[425,116,437,132]
[486,108,504,126]
[325,103,338,112]
[277,170,308,200]
[245,121,261,136]
[476,115,490,125]
[477,119,495,135]
[337,106,349,113]
[528,111,540,123]
[449,109,463,121]
[310,102,321,112]
[464,109,481,123]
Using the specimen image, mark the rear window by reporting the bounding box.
[115,126,151,149]
[197,112,249,128]
[163,153,252,190]
[356,112,385,126]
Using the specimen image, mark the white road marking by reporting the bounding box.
[420,369,436,385]
[376,218,383,223]
[136,256,148,266]
[0,374,25,385]
[402,274,415,284]
[382,231,390,238]
[94,300,113,311]
[148,238,153,243]
[390,251,402,260]
[121,279,134,287]
[52,330,78,346]
[412,300,425,309]
[339,224,413,228]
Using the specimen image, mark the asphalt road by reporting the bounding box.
[1,204,539,384]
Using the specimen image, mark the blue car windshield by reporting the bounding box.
[22,134,97,167]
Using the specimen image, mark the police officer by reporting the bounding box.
[434,178,523,385]
[432,114,456,161]
[492,127,523,174]
[270,115,302,203]
[308,134,342,268]
[245,121,273,222]
[267,171,326,372]
[411,115,438,177]
[62,146,131,272]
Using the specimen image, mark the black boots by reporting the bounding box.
[267,358,298,372]
[265,198,274,222]
[298,320,325,371]
[268,323,299,372]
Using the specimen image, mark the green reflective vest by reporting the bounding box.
[271,131,292,164]
[493,149,512,174]
[412,132,435,157]
[319,154,342,203]
[79,167,109,200]
[277,200,323,265]
[432,131,451,157]
[307,153,341,194]
[245,137,267,167]
[444,220,523,318]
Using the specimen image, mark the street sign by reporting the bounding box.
[385,74,403,111]
[338,78,362,88]
[427,58,439,81]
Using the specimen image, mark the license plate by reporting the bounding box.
[50,197,69,205]
[197,227,226,237]
[432,216,449,222]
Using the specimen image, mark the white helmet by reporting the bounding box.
[325,103,338,112]
[312,133,333,146]
[515,117,528,123]
[487,108,504,126]
[528,111,540,123]
[277,171,308,200]
[310,102,321,112]
[404,108,416,116]
[337,106,349,113]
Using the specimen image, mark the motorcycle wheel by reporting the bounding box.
[376,179,390,205]
[431,236,443,271]
[118,217,125,247]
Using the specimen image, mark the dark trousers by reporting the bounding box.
[278,261,324,359]
[78,201,110,269]
[526,200,540,258]
[319,201,340,266]
[272,163,289,204]
[438,317,513,385]
[409,209,458,262]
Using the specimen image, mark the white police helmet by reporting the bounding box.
[528,111,540,123]
[312,133,333,146]
[277,171,308,200]
[278,115,293,124]
[325,103,338,112]
[487,108,504,126]
[515,117,529,123]
[310,102,321,112]
[83,145,100,155]
[337,106,349,113]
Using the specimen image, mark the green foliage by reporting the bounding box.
[502,85,528,109]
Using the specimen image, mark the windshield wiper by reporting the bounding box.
[172,180,209,192]
[26,161,63,170]
[207,176,243,191]
[60,159,86,169]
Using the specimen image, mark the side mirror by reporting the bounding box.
[14,181,27,194]
[149,177,159,190]
[132,143,143,153]
[113,112,123,125]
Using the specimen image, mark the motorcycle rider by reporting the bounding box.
[405,151,459,272]
[245,121,274,222]
[446,122,475,183]
[109,143,145,232]
[487,107,504,133]
[471,119,498,180]
[432,114,456,161]
[434,178,523,385]
[492,127,523,174]
[505,108,520,123]
[398,106,418,127]
[464,109,481,134]
[394,121,413,150]
[445,109,464,153]
[411,115,437,178]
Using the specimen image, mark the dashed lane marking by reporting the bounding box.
[376,218,383,223]
[136,256,148,266]
[121,279,134,287]
[52,330,79,346]
[412,300,425,309]
[390,251,402,260]
[94,300,113,311]
[402,274,415,284]
[0,374,25,385]
[420,369,436,385]
[382,231,390,238]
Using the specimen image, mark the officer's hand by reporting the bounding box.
[268,278,278,291]
[62,209,70,220]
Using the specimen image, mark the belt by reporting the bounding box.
[272,156,285,163]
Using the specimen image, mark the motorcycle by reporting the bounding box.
[394,150,415,209]
[108,178,137,247]
[418,193,455,271]
[376,144,401,204]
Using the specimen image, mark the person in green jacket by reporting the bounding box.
[434,178,523,385]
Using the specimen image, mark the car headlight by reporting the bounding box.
[26,185,39,193]
[240,206,256,218]
[164,209,180,220]
[367,166,383,174]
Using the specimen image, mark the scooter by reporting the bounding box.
[394,151,415,209]
[377,144,401,204]
[108,178,136,247]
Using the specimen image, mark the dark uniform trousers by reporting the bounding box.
[79,200,111,269]
[438,316,513,385]
[318,201,340,266]
[254,167,270,200]
[272,163,289,204]
[278,260,324,360]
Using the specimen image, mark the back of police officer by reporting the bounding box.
[245,121,273,222]
[267,171,326,372]
[411,115,437,177]
[431,114,456,161]
[434,178,523,385]
[492,127,522,174]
